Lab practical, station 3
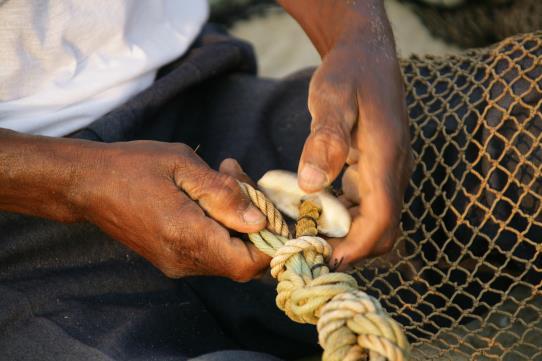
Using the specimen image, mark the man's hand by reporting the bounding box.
[0,130,269,281]
[77,142,270,280]
[279,0,412,266]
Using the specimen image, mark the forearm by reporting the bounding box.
[277,0,391,56]
[0,128,100,222]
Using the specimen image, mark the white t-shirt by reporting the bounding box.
[0,0,208,136]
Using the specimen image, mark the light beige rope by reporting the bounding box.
[240,183,410,361]
[240,182,290,238]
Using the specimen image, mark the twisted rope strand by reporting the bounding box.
[240,182,290,238]
[240,183,410,361]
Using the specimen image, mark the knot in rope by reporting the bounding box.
[270,236,332,278]
[318,291,410,361]
[270,236,358,324]
[240,182,410,361]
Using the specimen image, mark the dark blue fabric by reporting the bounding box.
[188,350,283,361]
[0,26,320,361]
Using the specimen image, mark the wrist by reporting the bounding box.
[0,129,106,222]
[279,0,387,56]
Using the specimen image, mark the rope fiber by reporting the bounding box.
[240,183,410,361]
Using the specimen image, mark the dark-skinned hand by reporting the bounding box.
[77,143,271,280]
[279,0,413,268]
[0,131,269,281]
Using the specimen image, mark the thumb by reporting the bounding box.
[298,117,354,193]
[218,158,255,187]
[298,76,357,193]
[176,161,266,234]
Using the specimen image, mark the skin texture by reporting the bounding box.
[0,0,411,279]
[0,130,268,281]
[279,0,412,268]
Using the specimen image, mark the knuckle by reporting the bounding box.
[159,219,180,241]
[172,143,194,155]
[207,174,246,209]
[377,238,395,255]
[309,78,357,123]
[160,265,184,279]
[229,263,257,283]
[220,174,240,193]
[311,126,349,155]
[203,222,230,244]
[155,249,188,278]
[310,72,348,98]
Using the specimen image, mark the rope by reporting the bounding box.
[240,183,410,361]
[295,199,320,237]
[240,182,290,238]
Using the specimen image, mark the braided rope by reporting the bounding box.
[240,182,290,238]
[240,183,410,361]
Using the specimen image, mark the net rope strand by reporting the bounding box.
[240,183,410,361]
[243,31,542,360]
[352,31,542,360]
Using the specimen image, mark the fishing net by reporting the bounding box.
[349,31,542,360]
[404,0,542,48]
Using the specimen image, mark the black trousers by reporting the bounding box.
[0,27,320,361]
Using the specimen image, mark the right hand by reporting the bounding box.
[73,141,269,281]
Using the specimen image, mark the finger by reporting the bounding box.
[346,147,360,165]
[346,124,360,165]
[194,217,270,281]
[336,94,409,263]
[333,161,402,263]
[341,166,360,204]
[337,194,354,208]
[298,78,358,193]
[218,237,271,282]
[298,122,353,193]
[331,204,398,270]
[218,158,255,187]
[175,156,266,233]
[159,204,269,280]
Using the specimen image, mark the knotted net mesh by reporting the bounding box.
[350,31,542,360]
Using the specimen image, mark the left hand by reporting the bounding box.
[279,0,412,267]
[300,44,412,268]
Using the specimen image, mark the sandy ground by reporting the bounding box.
[230,0,459,78]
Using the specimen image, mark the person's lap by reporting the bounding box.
[0,64,321,361]
[4,25,540,361]
[188,350,283,361]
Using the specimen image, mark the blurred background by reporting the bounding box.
[208,0,540,77]
[209,0,459,77]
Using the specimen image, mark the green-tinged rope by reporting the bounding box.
[240,182,410,361]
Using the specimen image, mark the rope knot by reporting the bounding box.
[270,236,332,278]
[241,182,410,360]
[318,291,411,361]
[270,236,359,324]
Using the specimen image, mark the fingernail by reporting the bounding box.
[243,205,265,225]
[299,163,327,191]
[231,160,243,172]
